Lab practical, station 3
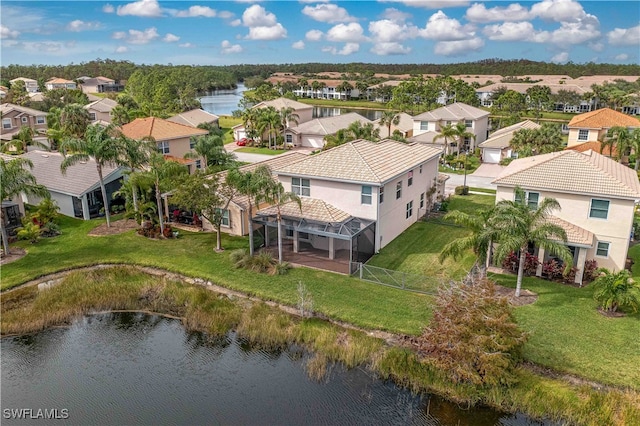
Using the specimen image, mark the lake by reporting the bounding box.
[1,313,552,426]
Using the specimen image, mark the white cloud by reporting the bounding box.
[117,0,163,17]
[66,20,101,32]
[174,6,217,18]
[102,4,115,14]
[380,1,469,9]
[465,3,531,23]
[380,8,412,22]
[163,33,180,42]
[322,42,359,55]
[218,11,234,19]
[0,25,20,39]
[549,18,600,45]
[246,24,287,40]
[369,20,418,43]
[420,10,474,41]
[326,23,367,42]
[484,16,600,46]
[607,25,640,46]
[302,4,357,23]
[483,22,536,41]
[221,40,243,54]
[434,37,484,56]
[115,46,129,53]
[305,29,324,41]
[530,0,588,23]
[551,51,569,63]
[292,40,305,49]
[230,19,242,27]
[112,27,159,44]
[242,5,277,27]
[370,42,412,55]
[179,42,195,48]
[615,53,629,61]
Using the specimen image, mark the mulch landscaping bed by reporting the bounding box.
[88,219,139,236]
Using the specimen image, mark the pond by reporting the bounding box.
[1,313,552,425]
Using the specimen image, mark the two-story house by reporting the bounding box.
[84,98,118,124]
[492,149,640,284]
[232,97,313,142]
[120,117,208,173]
[0,103,48,142]
[566,108,640,149]
[9,77,39,93]
[45,77,77,90]
[79,76,125,94]
[478,120,541,164]
[411,102,489,152]
[253,140,441,265]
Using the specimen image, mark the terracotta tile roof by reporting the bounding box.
[567,108,640,129]
[413,102,489,121]
[565,141,616,157]
[276,139,441,184]
[479,120,541,149]
[257,198,351,224]
[492,149,640,199]
[546,215,594,246]
[163,155,194,165]
[121,117,208,141]
[167,109,219,127]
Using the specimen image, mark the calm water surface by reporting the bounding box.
[2,313,552,426]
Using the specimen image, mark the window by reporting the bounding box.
[2,118,11,129]
[406,201,413,219]
[596,241,610,257]
[379,186,384,204]
[285,134,293,144]
[420,121,428,131]
[21,117,28,123]
[361,185,372,205]
[89,113,96,121]
[36,116,46,125]
[190,139,196,149]
[589,199,609,219]
[292,177,310,197]
[446,121,452,126]
[195,160,202,169]
[408,171,413,186]
[578,129,589,141]
[419,164,423,174]
[157,141,170,154]
[396,181,402,199]
[515,191,539,210]
[216,208,230,227]
[465,119,473,128]
[420,193,425,209]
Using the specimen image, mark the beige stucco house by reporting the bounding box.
[232,97,313,141]
[121,117,208,173]
[253,140,442,264]
[168,109,219,128]
[84,98,117,124]
[0,103,48,142]
[479,120,541,164]
[567,108,640,148]
[45,77,76,90]
[493,149,640,283]
[285,112,377,149]
[9,77,39,93]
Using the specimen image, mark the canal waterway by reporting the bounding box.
[1,312,553,426]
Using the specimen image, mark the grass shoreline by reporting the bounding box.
[2,266,638,426]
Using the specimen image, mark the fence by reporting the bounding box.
[349,262,442,295]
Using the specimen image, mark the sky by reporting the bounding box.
[1,0,639,66]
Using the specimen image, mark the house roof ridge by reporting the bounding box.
[583,149,639,194]
[351,140,382,182]
[493,150,568,182]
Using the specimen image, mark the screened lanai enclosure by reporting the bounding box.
[253,199,376,274]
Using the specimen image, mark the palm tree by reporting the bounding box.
[592,269,640,313]
[60,124,123,228]
[439,207,498,278]
[346,121,380,141]
[2,126,48,153]
[259,181,301,264]
[379,110,400,139]
[233,165,273,256]
[119,135,155,213]
[0,158,48,255]
[628,128,640,170]
[451,122,476,155]
[311,81,321,99]
[433,124,458,158]
[605,126,632,162]
[324,128,351,150]
[256,107,281,149]
[279,107,299,135]
[184,134,234,169]
[46,107,64,151]
[60,103,91,139]
[492,187,573,297]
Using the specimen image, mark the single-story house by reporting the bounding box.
[168,109,219,128]
[284,112,376,149]
[492,149,640,283]
[232,97,313,141]
[479,120,541,164]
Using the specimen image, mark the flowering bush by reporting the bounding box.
[501,251,539,276]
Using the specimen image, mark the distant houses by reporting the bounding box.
[45,77,76,91]
[84,98,118,124]
[0,103,48,142]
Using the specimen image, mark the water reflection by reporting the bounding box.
[2,313,553,426]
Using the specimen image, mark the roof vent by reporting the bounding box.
[79,160,87,164]
[41,154,49,158]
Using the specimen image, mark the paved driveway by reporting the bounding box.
[444,163,505,194]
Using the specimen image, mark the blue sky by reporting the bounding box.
[1,1,639,66]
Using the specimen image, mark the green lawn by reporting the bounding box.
[219,116,242,144]
[235,147,288,155]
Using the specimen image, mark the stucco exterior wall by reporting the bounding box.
[1,110,47,134]
[567,128,605,146]
[25,192,75,219]
[88,108,112,123]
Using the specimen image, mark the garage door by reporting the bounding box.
[301,135,324,148]
[483,148,501,164]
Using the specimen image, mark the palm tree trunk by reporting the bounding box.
[635,158,639,171]
[216,225,222,251]
[132,187,139,213]
[97,165,111,228]
[277,216,284,264]
[155,182,164,234]
[248,203,255,256]
[0,210,10,256]
[515,248,526,297]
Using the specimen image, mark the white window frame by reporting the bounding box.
[408,170,413,187]
[405,201,413,219]
[285,134,293,144]
[2,118,11,129]
[464,119,473,128]
[419,164,423,174]
[216,208,230,227]
[158,141,170,154]
[195,159,202,169]
[361,185,372,205]
[420,121,428,131]
[292,177,310,197]
[190,139,196,149]
[595,241,610,257]
[589,199,609,219]
[21,116,28,123]
[577,129,589,141]
[379,186,384,204]
[420,193,425,209]
[36,116,46,125]
[89,112,97,121]
[396,181,402,199]
[515,191,539,210]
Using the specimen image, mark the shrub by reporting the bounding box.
[563,267,578,284]
[419,278,527,388]
[40,221,61,238]
[249,252,275,273]
[162,225,174,238]
[32,198,59,227]
[499,157,515,166]
[542,259,563,280]
[17,221,41,243]
[272,261,291,275]
[454,185,469,195]
[583,259,598,282]
[229,249,248,267]
[592,269,640,313]
[501,252,538,276]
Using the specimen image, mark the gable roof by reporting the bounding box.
[253,97,312,111]
[479,120,541,149]
[257,198,351,224]
[167,109,219,127]
[120,117,208,141]
[564,141,616,157]
[46,77,75,84]
[21,150,122,197]
[0,103,47,117]
[276,139,441,185]
[408,131,439,144]
[288,112,373,136]
[413,102,489,121]
[85,98,117,113]
[492,149,640,199]
[567,108,640,129]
